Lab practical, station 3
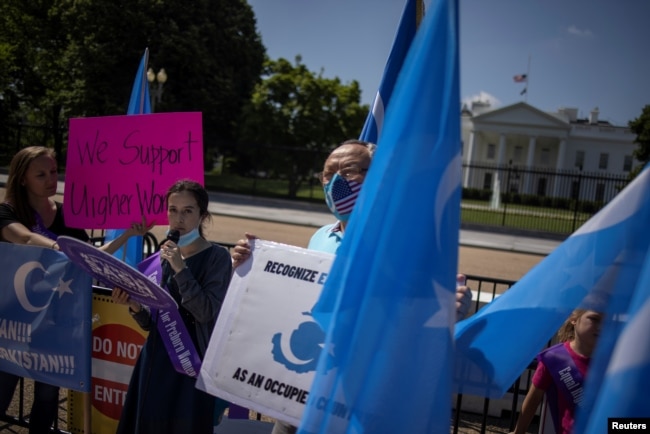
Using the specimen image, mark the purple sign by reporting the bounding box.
[57,236,177,310]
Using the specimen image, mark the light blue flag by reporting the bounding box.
[104,49,152,265]
[454,165,650,398]
[300,0,460,432]
[0,244,93,392]
[359,0,419,144]
[575,215,650,433]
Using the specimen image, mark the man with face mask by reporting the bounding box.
[309,139,373,252]
[231,140,472,433]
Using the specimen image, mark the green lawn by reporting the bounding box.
[461,208,588,234]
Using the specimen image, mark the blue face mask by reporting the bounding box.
[323,173,362,222]
[167,227,201,247]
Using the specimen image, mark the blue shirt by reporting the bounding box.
[307,222,343,254]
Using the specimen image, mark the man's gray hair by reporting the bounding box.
[340,139,377,158]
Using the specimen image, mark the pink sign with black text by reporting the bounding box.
[64,112,204,229]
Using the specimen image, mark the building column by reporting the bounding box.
[555,139,567,170]
[497,134,506,167]
[553,139,567,197]
[524,136,537,194]
[463,131,476,188]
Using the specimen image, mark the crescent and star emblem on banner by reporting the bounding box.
[271,312,336,374]
[13,261,75,312]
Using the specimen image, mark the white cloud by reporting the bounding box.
[462,91,501,110]
[567,25,594,38]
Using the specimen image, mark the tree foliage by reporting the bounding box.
[628,104,650,178]
[0,0,265,167]
[237,56,368,197]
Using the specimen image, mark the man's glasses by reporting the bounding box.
[317,166,368,184]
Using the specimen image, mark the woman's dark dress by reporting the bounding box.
[116,243,232,434]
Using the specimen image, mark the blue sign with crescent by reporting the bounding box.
[0,243,92,392]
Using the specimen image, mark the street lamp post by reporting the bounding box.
[147,67,168,112]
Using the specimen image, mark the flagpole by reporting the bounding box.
[524,54,530,103]
[140,48,150,115]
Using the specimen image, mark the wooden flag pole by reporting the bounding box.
[83,391,91,434]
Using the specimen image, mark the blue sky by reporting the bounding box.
[246,0,649,127]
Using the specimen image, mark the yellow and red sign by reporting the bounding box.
[68,290,147,434]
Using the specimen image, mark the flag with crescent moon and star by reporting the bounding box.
[0,243,92,392]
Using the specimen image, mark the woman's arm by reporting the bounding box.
[98,216,153,254]
[1,222,61,249]
[512,383,545,434]
[111,288,153,331]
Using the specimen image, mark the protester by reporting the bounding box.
[511,309,604,434]
[112,179,233,433]
[232,140,473,434]
[0,145,150,434]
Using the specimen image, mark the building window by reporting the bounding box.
[575,150,585,168]
[623,155,633,172]
[513,146,523,163]
[483,172,493,190]
[541,148,550,166]
[599,153,609,170]
[487,144,496,160]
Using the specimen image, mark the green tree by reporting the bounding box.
[237,56,368,198]
[0,0,265,168]
[628,104,650,179]
[0,0,76,164]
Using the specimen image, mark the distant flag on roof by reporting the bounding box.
[104,49,152,265]
[513,73,527,83]
[454,165,650,398]
[359,0,421,144]
[300,0,461,432]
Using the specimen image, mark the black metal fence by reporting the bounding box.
[461,162,629,234]
[0,122,64,167]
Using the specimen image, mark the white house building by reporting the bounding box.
[461,101,639,202]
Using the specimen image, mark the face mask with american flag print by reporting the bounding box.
[323,173,362,222]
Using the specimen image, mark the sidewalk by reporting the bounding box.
[0,174,562,256]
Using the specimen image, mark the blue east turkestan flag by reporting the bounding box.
[454,165,650,398]
[359,0,419,144]
[104,49,152,265]
[0,244,93,392]
[573,173,650,432]
[300,0,460,432]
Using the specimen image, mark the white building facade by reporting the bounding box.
[461,102,639,202]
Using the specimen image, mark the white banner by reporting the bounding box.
[197,240,334,426]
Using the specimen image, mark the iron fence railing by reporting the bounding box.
[461,162,629,236]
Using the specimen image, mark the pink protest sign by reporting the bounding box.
[64,112,204,229]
